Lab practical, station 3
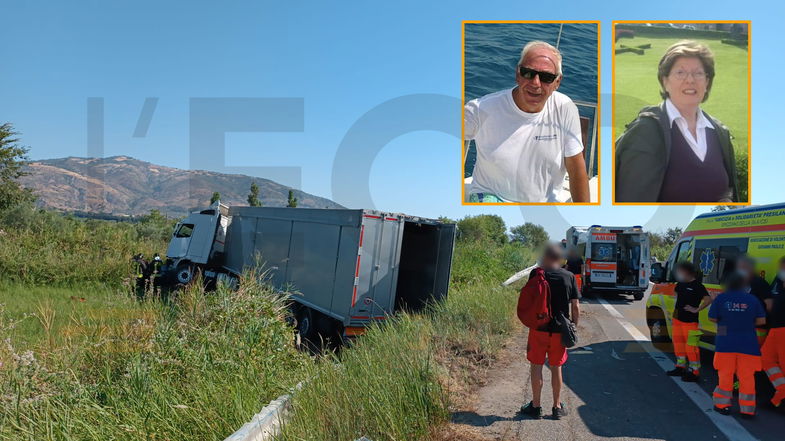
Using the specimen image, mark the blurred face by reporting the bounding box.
[736,260,753,281]
[675,270,687,282]
[516,47,561,112]
[663,56,708,109]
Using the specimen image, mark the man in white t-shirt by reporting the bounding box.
[464,41,590,203]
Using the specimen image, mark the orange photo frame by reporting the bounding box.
[461,20,602,206]
[611,20,752,206]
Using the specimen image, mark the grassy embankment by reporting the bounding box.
[1,206,532,440]
[614,34,749,202]
[277,241,532,440]
[0,207,311,440]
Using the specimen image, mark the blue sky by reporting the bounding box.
[1,1,781,240]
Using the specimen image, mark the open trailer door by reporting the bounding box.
[394,220,456,312]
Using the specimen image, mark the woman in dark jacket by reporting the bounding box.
[615,41,740,203]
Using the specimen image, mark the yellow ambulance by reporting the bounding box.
[646,203,785,351]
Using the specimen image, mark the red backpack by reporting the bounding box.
[517,267,552,330]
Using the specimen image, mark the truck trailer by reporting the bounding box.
[163,202,457,340]
[566,225,650,300]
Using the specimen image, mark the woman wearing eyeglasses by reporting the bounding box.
[615,40,739,203]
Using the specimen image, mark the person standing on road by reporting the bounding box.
[709,272,766,418]
[667,261,711,382]
[735,256,772,346]
[565,248,585,291]
[565,248,584,275]
[520,244,580,420]
[762,256,785,410]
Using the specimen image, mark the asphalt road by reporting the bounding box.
[448,288,782,441]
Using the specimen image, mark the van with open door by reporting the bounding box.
[566,225,650,300]
[646,203,785,351]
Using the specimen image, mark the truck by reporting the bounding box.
[566,225,650,300]
[162,202,457,341]
[647,202,785,351]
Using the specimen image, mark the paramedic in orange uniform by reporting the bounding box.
[709,272,767,418]
[666,262,711,382]
[763,256,785,410]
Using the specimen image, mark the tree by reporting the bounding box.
[287,190,298,208]
[247,182,262,207]
[136,209,175,242]
[664,227,683,245]
[456,214,507,245]
[0,123,35,210]
[210,192,221,204]
[510,222,549,248]
[711,205,734,212]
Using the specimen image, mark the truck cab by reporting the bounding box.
[165,201,229,284]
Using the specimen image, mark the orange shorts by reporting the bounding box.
[527,329,568,367]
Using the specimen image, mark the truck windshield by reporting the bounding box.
[591,243,615,262]
[175,224,195,238]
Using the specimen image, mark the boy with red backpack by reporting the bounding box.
[518,244,580,420]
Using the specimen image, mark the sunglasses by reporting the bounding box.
[519,66,559,84]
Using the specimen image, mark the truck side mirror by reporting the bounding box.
[650,262,664,283]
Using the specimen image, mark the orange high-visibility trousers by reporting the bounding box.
[672,318,701,374]
[762,327,785,407]
[713,352,762,415]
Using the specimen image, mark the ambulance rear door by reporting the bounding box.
[589,232,617,286]
[638,233,650,289]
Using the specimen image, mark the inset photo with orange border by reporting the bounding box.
[613,21,751,205]
[462,21,600,205]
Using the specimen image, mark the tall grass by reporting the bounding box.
[277,241,531,441]
[0,204,171,287]
[0,276,310,440]
[1,205,534,440]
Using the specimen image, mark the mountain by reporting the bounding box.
[20,156,343,217]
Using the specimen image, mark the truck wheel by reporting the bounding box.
[647,308,672,351]
[295,306,318,346]
[175,263,195,285]
[633,291,644,301]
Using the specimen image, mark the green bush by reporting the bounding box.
[456,214,507,245]
[0,205,172,287]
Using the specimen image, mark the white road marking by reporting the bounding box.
[597,299,759,441]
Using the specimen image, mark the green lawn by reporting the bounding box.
[614,35,749,200]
